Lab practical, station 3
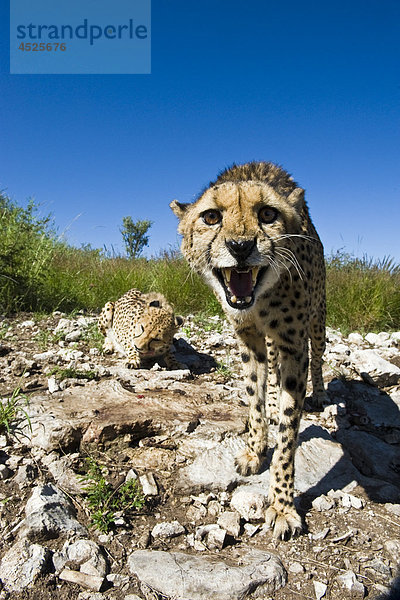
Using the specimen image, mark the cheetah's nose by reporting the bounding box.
[225,238,256,261]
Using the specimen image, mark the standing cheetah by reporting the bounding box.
[170,161,327,538]
[99,289,184,370]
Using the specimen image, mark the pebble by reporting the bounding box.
[313,581,327,599]
[341,493,364,509]
[336,570,365,597]
[289,562,305,574]
[59,568,105,592]
[384,539,400,562]
[243,523,259,537]
[139,472,158,496]
[230,488,266,521]
[206,526,226,549]
[217,511,241,537]
[151,521,185,539]
[385,503,400,517]
[312,495,335,512]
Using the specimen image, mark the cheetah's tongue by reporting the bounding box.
[228,270,253,299]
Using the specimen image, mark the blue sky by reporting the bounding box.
[1,0,399,260]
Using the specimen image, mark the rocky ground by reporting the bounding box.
[0,311,400,600]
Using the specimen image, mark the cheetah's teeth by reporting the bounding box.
[245,296,252,303]
[230,295,238,304]
[224,268,232,283]
[251,267,259,284]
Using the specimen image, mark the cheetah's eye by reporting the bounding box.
[202,210,222,226]
[259,206,278,224]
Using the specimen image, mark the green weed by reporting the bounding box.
[192,313,224,333]
[81,321,104,351]
[0,387,32,435]
[49,367,98,381]
[80,458,145,533]
[33,329,63,350]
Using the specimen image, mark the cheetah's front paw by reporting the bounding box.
[235,447,264,476]
[124,359,141,369]
[264,501,302,539]
[310,390,329,408]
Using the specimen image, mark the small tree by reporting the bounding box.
[120,217,152,258]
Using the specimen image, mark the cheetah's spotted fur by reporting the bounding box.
[171,161,327,539]
[98,289,183,369]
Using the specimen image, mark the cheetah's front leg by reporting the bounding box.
[163,350,186,370]
[124,348,142,369]
[235,331,268,476]
[264,343,307,539]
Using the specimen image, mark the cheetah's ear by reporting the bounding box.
[170,199,190,220]
[286,187,305,210]
[175,315,184,328]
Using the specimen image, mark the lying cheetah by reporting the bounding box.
[98,289,184,369]
[171,161,327,539]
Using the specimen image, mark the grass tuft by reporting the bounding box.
[80,458,145,533]
[326,251,400,334]
[0,387,32,435]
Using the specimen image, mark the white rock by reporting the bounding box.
[33,350,57,361]
[206,333,225,347]
[243,523,259,537]
[230,488,266,521]
[347,333,364,345]
[336,570,365,597]
[384,539,400,562]
[289,561,305,574]
[151,521,185,539]
[47,376,60,394]
[312,495,335,512]
[313,581,327,599]
[125,469,138,483]
[24,483,86,541]
[341,493,364,509]
[67,539,108,577]
[106,573,130,589]
[385,503,400,517]
[139,473,158,496]
[57,348,84,361]
[20,320,35,328]
[365,332,382,346]
[350,349,400,386]
[59,568,105,592]
[391,332,400,346]
[77,593,105,600]
[206,527,226,549]
[0,539,51,592]
[54,318,77,336]
[65,329,83,342]
[41,453,85,495]
[217,511,241,537]
[195,524,220,540]
[328,343,350,356]
[128,549,287,599]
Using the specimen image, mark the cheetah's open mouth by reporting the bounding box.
[214,266,267,310]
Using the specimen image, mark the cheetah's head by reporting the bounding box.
[170,177,306,313]
[131,310,183,358]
